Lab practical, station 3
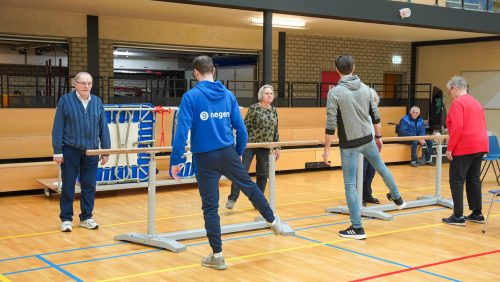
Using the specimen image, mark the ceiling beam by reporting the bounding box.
[158,0,500,35]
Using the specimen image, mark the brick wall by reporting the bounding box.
[285,33,411,86]
[68,37,87,77]
[99,39,114,102]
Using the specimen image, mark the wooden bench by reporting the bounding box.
[0,106,410,192]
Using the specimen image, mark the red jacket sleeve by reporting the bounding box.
[446,100,464,154]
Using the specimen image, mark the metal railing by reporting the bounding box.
[0,75,432,117]
[0,74,70,108]
[392,0,498,12]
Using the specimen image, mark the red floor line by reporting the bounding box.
[350,249,500,282]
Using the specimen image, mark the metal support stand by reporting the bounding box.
[115,146,294,253]
[115,154,187,252]
[326,136,453,220]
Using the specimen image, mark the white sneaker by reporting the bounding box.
[61,221,72,232]
[79,218,99,230]
[269,215,283,235]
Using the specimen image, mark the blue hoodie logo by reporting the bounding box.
[200,111,230,121]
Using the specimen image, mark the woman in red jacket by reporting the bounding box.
[443,75,489,226]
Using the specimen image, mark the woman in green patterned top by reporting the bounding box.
[226,84,280,209]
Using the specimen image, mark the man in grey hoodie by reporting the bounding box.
[322,55,406,239]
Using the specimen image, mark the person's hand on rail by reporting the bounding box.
[53,156,64,164]
[274,149,281,161]
[100,155,109,165]
[170,164,182,180]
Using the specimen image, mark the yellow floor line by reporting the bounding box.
[0,185,449,240]
[97,215,498,282]
[0,273,12,282]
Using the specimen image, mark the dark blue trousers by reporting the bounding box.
[362,158,376,201]
[228,148,269,202]
[411,140,434,162]
[193,145,275,253]
[60,145,99,222]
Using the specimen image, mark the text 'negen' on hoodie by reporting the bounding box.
[170,80,247,165]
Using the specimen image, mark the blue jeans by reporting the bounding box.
[411,140,434,163]
[193,145,275,253]
[340,140,401,228]
[60,145,99,222]
[228,148,269,202]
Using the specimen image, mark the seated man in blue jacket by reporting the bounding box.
[398,106,434,167]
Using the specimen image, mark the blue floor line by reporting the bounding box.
[3,266,51,276]
[2,199,498,277]
[294,234,460,282]
[0,242,126,262]
[2,198,497,263]
[2,206,454,277]
[35,255,83,282]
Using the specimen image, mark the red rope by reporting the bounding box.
[153,106,171,146]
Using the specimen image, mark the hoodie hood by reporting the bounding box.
[196,80,228,101]
[338,75,361,91]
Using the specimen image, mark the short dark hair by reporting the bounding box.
[192,55,214,74]
[335,55,355,75]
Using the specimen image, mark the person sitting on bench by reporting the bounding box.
[398,106,434,167]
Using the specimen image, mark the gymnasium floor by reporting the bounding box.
[1,163,499,281]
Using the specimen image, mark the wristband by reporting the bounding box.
[375,135,382,139]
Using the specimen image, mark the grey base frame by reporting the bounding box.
[115,219,295,253]
[114,233,187,253]
[326,138,453,221]
[326,196,454,220]
[114,147,295,252]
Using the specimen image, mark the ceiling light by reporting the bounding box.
[250,17,307,29]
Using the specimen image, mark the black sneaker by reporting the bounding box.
[465,213,485,223]
[386,193,407,210]
[365,197,380,204]
[442,215,466,226]
[339,226,366,240]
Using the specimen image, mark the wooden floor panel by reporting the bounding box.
[1,163,499,281]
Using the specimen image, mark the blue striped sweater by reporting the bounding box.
[52,91,111,154]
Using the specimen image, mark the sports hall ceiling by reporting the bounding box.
[0,0,495,42]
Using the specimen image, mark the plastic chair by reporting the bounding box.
[482,189,500,233]
[480,135,500,185]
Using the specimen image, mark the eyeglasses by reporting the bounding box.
[76,81,92,86]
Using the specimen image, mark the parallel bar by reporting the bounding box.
[108,140,307,252]
[87,140,321,156]
[326,134,452,220]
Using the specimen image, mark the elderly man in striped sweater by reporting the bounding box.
[52,72,111,232]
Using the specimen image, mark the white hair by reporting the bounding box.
[410,106,420,113]
[74,72,92,82]
[257,84,274,101]
[446,75,467,91]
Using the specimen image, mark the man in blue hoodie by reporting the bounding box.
[170,56,282,270]
[398,106,434,167]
